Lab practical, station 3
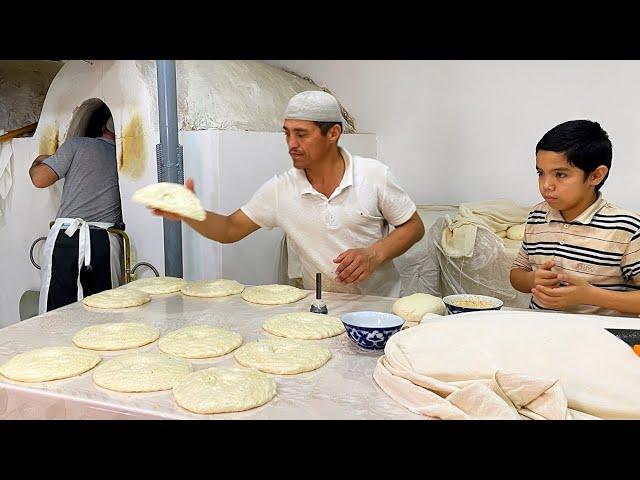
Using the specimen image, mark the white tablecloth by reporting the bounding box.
[0,290,423,419]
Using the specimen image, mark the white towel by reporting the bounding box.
[441,200,529,258]
[0,138,14,216]
[373,313,640,419]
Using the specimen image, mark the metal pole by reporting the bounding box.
[156,60,184,278]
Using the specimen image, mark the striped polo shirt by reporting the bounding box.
[511,194,640,317]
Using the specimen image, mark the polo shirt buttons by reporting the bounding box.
[563,224,569,229]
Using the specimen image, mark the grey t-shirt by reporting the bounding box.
[44,136,123,223]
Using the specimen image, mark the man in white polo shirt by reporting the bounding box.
[153,91,425,297]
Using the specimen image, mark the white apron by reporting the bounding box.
[38,218,121,314]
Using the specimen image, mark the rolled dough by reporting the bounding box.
[241,284,308,305]
[173,366,276,414]
[125,276,186,295]
[159,325,243,359]
[234,337,331,374]
[83,288,151,309]
[0,347,101,382]
[72,323,160,351]
[132,182,206,221]
[180,279,245,298]
[263,312,345,339]
[92,353,192,392]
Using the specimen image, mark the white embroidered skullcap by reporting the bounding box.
[284,91,344,123]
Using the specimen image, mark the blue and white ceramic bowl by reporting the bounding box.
[442,294,503,314]
[341,311,405,350]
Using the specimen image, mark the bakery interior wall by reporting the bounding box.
[267,60,640,213]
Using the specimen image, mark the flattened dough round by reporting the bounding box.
[241,284,308,305]
[72,323,160,351]
[181,279,244,298]
[125,276,186,295]
[83,288,151,309]
[506,223,526,241]
[159,326,243,358]
[234,338,331,374]
[132,182,206,221]
[173,366,276,414]
[0,347,101,382]
[92,353,192,392]
[392,293,446,322]
[263,312,345,339]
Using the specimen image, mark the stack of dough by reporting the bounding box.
[173,366,276,414]
[180,279,244,298]
[126,276,186,295]
[83,288,151,309]
[0,347,101,382]
[241,284,308,305]
[263,312,345,339]
[392,293,446,328]
[72,323,160,351]
[132,182,206,221]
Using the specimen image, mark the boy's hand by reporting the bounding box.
[532,260,560,288]
[531,272,595,310]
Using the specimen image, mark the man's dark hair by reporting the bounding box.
[536,120,612,191]
[314,121,342,136]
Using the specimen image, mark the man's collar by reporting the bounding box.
[297,147,354,198]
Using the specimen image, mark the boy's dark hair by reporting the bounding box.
[536,120,612,191]
[314,121,342,136]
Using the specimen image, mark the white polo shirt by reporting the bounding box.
[241,148,416,297]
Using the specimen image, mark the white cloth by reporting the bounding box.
[241,148,416,297]
[0,139,13,216]
[284,91,345,123]
[441,200,529,258]
[38,218,116,314]
[374,312,640,419]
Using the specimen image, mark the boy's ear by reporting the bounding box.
[590,165,609,187]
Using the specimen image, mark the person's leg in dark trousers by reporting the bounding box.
[46,231,80,311]
[47,228,113,311]
[79,228,112,297]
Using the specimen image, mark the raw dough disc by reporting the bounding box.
[92,353,192,392]
[234,337,331,374]
[72,323,160,351]
[0,347,101,382]
[132,182,206,221]
[241,284,308,305]
[180,279,245,298]
[83,288,151,309]
[263,312,345,339]
[159,325,243,359]
[125,276,186,295]
[173,366,276,414]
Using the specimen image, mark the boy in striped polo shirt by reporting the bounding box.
[510,120,640,317]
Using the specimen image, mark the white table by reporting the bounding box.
[0,290,423,419]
